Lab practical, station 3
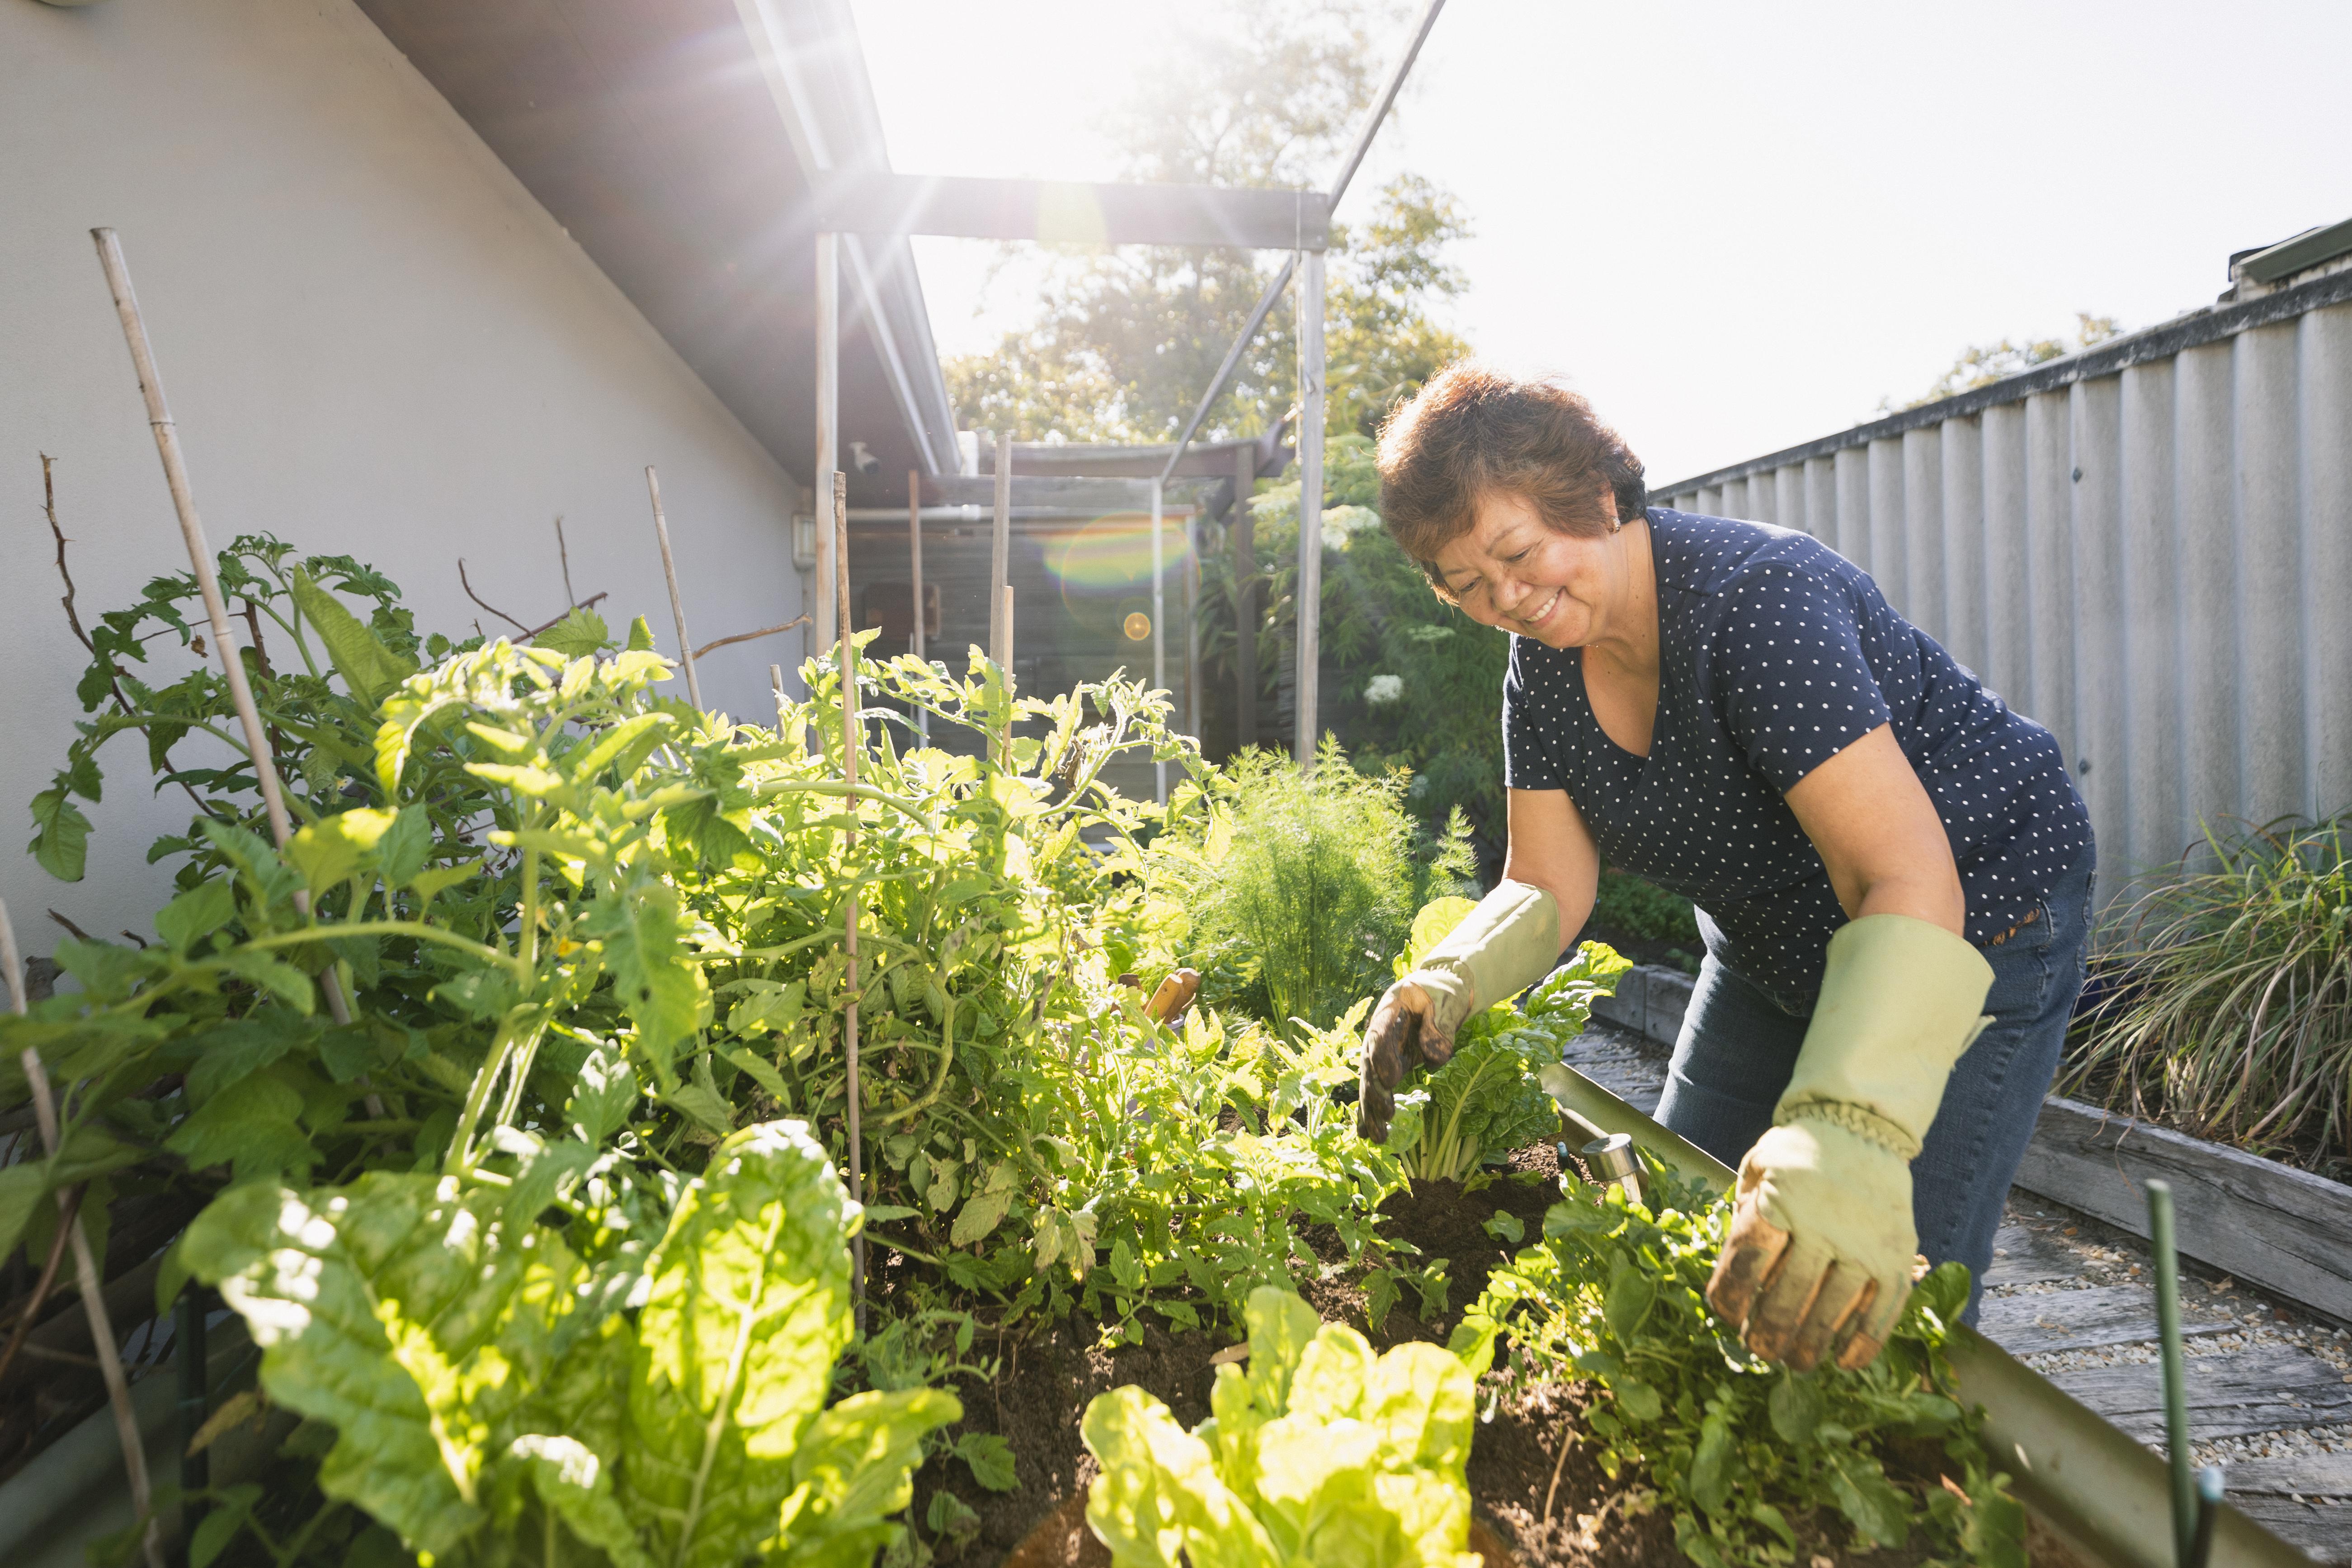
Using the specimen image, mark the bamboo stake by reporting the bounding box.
[834,472,865,1333]
[645,466,703,711]
[2,896,163,1568]
[90,232,371,1095]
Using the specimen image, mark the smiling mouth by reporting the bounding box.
[1514,589,1563,631]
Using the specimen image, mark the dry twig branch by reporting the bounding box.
[0,1183,82,1391]
[524,592,607,640]
[554,515,577,606]
[458,559,531,634]
[694,616,810,661]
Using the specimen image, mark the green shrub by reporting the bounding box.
[2062,813,2352,1178]
[1590,869,1701,945]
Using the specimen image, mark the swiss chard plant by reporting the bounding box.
[1454,1159,2026,1568]
[184,1117,958,1567]
[1081,1286,1483,1568]
[1381,899,1631,1183]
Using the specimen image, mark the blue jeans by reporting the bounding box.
[1652,851,2095,1323]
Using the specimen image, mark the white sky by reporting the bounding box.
[854,0,2352,486]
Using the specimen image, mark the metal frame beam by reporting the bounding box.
[818,173,1328,252]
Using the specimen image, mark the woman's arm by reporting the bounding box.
[1501,786,1603,955]
[1783,724,1964,935]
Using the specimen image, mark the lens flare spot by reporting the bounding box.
[1123,612,1152,641]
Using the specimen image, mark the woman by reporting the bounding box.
[1357,363,2093,1373]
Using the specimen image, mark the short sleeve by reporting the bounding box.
[1708,564,1891,794]
[1501,636,1565,791]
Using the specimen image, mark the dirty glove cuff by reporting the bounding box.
[1403,880,1561,1045]
[1774,913,1996,1157]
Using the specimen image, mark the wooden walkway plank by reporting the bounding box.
[1977,1283,2231,1355]
[2044,1346,2352,1444]
[1984,1224,2079,1288]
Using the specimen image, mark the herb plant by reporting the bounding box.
[1456,1159,2026,1568]
[1082,1286,1483,1568]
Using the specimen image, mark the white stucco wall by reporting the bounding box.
[2,0,813,953]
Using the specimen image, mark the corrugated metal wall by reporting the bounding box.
[1653,273,2352,887]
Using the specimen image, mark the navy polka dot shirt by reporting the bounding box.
[1504,509,2093,1015]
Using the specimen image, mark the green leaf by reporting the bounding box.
[627,616,657,652]
[291,568,417,706]
[510,1434,656,1568]
[622,1121,859,1567]
[216,949,317,1014]
[1689,1406,1736,1514]
[1827,1450,1911,1549]
[533,607,610,659]
[155,880,238,955]
[185,1012,325,1102]
[0,1165,47,1266]
[785,1388,963,1563]
[188,1485,259,1568]
[567,1044,640,1145]
[377,805,434,890]
[166,1070,321,1182]
[1768,1373,1824,1446]
[948,1164,1018,1248]
[1960,1471,2028,1568]
[183,1174,561,1555]
[721,1047,792,1108]
[1603,1255,1655,1340]
[586,881,711,1068]
[199,818,306,913]
[954,1431,1019,1493]
[29,784,92,881]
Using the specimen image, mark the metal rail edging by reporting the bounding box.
[1540,1062,2314,1568]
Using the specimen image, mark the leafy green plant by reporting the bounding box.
[1383,912,1630,1183]
[185,1118,958,1567]
[2061,813,2352,1179]
[1456,1160,2025,1568]
[1081,1285,1483,1568]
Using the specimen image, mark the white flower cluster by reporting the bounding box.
[1364,673,1404,706]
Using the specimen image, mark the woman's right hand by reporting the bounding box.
[1357,978,1449,1142]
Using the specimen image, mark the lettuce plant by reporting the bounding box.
[185,1119,957,1567]
[1082,1286,1484,1568]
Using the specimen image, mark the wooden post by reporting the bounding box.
[814,231,839,650]
[1293,250,1326,769]
[1151,479,1167,804]
[833,471,865,1333]
[1185,513,1202,747]
[908,470,927,741]
[646,466,702,711]
[987,430,1011,664]
[1234,444,1258,749]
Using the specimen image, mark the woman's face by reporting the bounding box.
[1429,487,1630,650]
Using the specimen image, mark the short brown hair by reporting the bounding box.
[1375,362,1647,589]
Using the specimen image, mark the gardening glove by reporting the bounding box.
[1357,880,1560,1142]
[1706,915,1994,1371]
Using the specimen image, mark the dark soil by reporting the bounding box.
[899,1148,1995,1566]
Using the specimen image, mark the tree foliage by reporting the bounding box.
[943,1,1471,446]
[1883,312,2123,412]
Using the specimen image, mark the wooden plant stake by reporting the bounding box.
[1,895,163,1568]
[769,662,787,728]
[908,469,927,741]
[645,466,703,711]
[89,232,378,1118]
[834,472,866,1332]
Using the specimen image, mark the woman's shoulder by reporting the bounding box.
[1649,509,1869,629]
[1650,508,1854,595]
